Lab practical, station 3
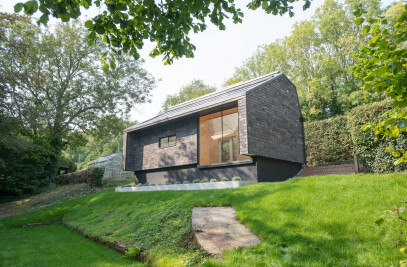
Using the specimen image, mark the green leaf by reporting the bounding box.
[102,64,109,72]
[23,0,38,15]
[14,3,23,13]
[362,25,370,34]
[85,20,93,28]
[38,14,49,25]
[400,246,407,255]
[355,17,364,25]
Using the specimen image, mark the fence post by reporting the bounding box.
[353,149,359,174]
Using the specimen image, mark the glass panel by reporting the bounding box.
[169,135,176,146]
[199,107,250,165]
[159,137,168,148]
[199,111,222,165]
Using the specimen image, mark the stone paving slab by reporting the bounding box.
[192,206,261,257]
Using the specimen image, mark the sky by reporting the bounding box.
[0,0,394,123]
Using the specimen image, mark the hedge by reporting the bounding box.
[304,115,353,166]
[305,99,407,173]
[56,167,104,187]
[348,100,407,173]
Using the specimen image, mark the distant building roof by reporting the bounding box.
[124,71,282,133]
[89,152,121,165]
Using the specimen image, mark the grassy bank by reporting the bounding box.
[1,173,406,266]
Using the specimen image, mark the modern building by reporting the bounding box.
[123,72,306,184]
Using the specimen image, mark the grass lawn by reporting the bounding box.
[1,173,406,266]
[0,224,144,266]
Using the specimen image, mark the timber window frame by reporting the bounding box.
[159,135,176,148]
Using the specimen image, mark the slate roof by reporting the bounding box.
[124,71,282,133]
[89,152,121,165]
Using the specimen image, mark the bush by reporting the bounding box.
[200,178,209,183]
[304,99,407,173]
[90,167,104,187]
[150,184,156,186]
[166,182,173,185]
[183,181,189,184]
[136,183,143,187]
[55,167,105,187]
[221,177,229,181]
[192,179,200,183]
[232,176,241,181]
[55,169,92,185]
[304,115,353,166]
[348,100,407,173]
[144,183,149,186]
[210,178,217,183]
[175,181,181,184]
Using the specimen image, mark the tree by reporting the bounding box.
[224,0,385,121]
[0,16,155,177]
[350,2,407,164]
[161,79,216,112]
[13,0,312,66]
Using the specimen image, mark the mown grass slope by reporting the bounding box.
[1,173,406,266]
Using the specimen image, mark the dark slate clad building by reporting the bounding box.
[123,72,306,184]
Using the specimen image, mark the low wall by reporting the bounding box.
[297,164,356,177]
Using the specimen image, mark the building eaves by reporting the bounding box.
[124,71,282,133]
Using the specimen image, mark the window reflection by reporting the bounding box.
[199,107,250,165]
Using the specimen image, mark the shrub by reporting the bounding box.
[192,179,200,183]
[150,184,156,186]
[232,176,241,181]
[166,182,173,185]
[137,183,143,187]
[221,177,229,181]
[90,167,104,187]
[144,183,149,186]
[56,169,91,185]
[183,181,189,184]
[304,115,353,166]
[210,178,217,183]
[200,178,209,183]
[348,99,407,173]
[304,99,407,173]
[175,181,181,184]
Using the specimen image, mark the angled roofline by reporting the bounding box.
[124,71,283,133]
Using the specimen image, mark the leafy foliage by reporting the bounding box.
[161,79,216,112]
[350,2,407,164]
[348,100,407,173]
[14,0,312,65]
[90,167,104,187]
[304,115,353,166]
[224,0,385,121]
[304,100,407,172]
[0,15,154,193]
[56,167,104,187]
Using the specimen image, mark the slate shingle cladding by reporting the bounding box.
[246,74,306,164]
[125,118,197,171]
[123,72,306,173]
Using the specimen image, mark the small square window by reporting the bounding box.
[159,137,169,148]
[169,135,176,146]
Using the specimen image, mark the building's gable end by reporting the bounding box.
[246,74,306,164]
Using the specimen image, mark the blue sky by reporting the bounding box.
[1,0,394,123]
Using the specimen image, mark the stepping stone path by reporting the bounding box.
[192,206,261,257]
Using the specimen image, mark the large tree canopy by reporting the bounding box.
[13,0,312,66]
[224,0,385,121]
[0,14,155,178]
[161,79,216,112]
